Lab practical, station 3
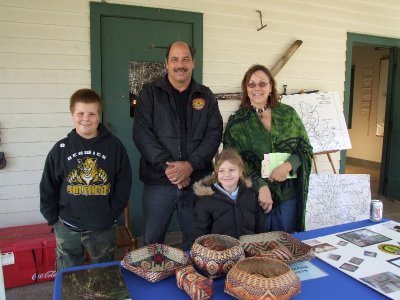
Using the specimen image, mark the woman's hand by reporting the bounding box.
[269,162,292,182]
[258,185,273,213]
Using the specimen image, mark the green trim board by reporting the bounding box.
[344,33,400,199]
[90,1,203,95]
[342,33,400,174]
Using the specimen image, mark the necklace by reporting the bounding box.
[251,103,269,118]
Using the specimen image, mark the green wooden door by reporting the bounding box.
[90,3,203,236]
[382,48,400,198]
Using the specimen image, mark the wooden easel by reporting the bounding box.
[313,150,338,174]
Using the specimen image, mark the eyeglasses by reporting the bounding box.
[246,81,270,89]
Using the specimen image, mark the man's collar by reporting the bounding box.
[166,74,192,93]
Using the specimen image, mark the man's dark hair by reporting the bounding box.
[165,41,196,60]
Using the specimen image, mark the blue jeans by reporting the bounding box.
[265,197,298,233]
[142,184,195,251]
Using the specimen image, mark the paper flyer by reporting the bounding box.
[261,153,297,179]
[290,261,328,281]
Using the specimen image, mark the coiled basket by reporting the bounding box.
[224,257,301,300]
[191,234,245,278]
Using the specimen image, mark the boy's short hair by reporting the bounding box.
[70,89,103,113]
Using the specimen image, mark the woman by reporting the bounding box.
[223,64,313,232]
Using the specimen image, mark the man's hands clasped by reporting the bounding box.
[165,161,193,189]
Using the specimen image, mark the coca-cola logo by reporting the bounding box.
[31,270,56,280]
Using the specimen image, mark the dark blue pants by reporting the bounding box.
[265,197,298,233]
[141,184,195,250]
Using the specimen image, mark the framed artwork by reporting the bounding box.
[336,228,391,247]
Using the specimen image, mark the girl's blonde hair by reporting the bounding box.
[214,148,247,184]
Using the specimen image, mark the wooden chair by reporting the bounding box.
[115,200,138,258]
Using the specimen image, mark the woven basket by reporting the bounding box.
[225,257,301,300]
[121,244,190,283]
[176,265,213,300]
[191,234,245,278]
[239,231,314,264]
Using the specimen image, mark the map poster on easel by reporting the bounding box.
[305,174,371,230]
[281,91,352,153]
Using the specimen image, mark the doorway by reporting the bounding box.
[346,45,389,198]
[90,2,203,236]
[344,33,400,200]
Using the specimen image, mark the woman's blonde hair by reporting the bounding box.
[214,148,247,184]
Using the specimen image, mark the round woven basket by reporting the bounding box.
[239,231,314,264]
[225,257,301,300]
[191,234,245,278]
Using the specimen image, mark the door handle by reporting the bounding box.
[130,92,137,118]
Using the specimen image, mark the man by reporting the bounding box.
[133,41,223,250]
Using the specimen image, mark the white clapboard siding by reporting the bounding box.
[0,21,88,41]
[0,5,89,27]
[1,99,68,114]
[0,184,39,200]
[0,53,90,70]
[1,0,400,227]
[218,100,240,116]
[2,113,71,128]
[0,38,89,56]
[0,142,55,158]
[0,128,71,143]
[0,69,90,84]
[218,100,240,126]
[0,170,43,186]
[2,156,46,172]
[0,212,47,228]
[1,197,40,212]
[0,83,90,99]
[0,0,89,12]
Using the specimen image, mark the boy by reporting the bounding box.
[40,88,132,271]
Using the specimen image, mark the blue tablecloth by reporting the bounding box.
[53,219,388,299]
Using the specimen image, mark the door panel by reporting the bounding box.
[97,9,202,236]
[382,48,400,198]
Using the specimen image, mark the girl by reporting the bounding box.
[192,149,266,240]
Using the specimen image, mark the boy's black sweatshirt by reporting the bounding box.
[40,124,132,231]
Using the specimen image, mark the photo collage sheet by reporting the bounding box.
[303,221,400,299]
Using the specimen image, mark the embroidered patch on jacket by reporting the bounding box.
[192,98,206,110]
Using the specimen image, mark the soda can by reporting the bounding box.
[370,199,383,222]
